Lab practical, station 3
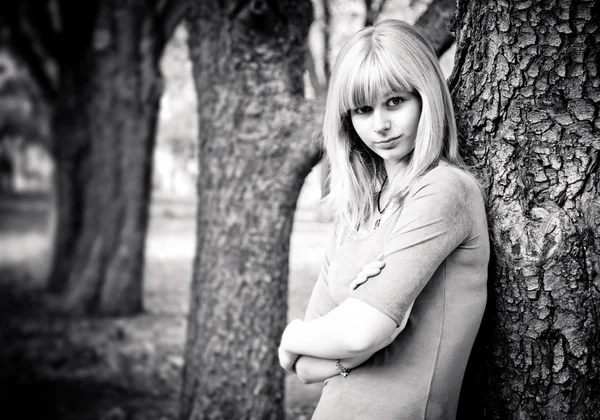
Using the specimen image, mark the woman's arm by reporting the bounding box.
[280,297,399,359]
[294,354,368,384]
[294,323,403,383]
[280,256,400,382]
[282,171,472,360]
[284,259,407,383]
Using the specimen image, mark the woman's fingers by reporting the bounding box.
[350,259,386,290]
[360,265,384,278]
[350,277,366,290]
[359,261,386,277]
[366,260,386,270]
[349,272,377,290]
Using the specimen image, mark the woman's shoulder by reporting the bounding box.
[409,163,483,203]
[421,163,481,192]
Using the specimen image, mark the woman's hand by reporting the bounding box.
[350,254,386,290]
[278,346,300,373]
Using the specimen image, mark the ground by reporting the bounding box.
[0,189,331,420]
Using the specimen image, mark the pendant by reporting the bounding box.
[374,218,381,229]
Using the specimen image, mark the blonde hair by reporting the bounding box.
[321,19,464,237]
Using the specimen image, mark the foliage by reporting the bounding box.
[0,49,49,145]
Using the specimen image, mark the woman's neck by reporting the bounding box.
[383,160,407,182]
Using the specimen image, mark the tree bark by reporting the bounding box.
[180,0,320,418]
[414,0,456,57]
[47,0,171,315]
[451,0,600,418]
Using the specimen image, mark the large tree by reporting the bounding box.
[0,0,186,315]
[451,0,599,418]
[180,1,320,418]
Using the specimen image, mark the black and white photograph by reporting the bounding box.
[0,0,598,419]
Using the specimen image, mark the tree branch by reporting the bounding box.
[0,3,58,99]
[364,0,388,27]
[4,31,57,100]
[24,1,63,62]
[414,0,456,57]
[155,0,190,46]
[306,0,331,96]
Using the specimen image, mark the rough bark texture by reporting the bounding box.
[181,1,320,419]
[47,0,179,315]
[414,0,456,57]
[451,0,600,418]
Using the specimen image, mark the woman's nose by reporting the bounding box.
[373,110,391,133]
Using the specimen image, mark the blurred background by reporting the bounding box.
[0,0,456,419]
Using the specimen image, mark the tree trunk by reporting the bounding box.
[414,0,455,57]
[307,0,331,97]
[451,0,600,418]
[364,0,388,27]
[181,0,319,418]
[49,1,164,316]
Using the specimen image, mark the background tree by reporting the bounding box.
[0,50,50,193]
[413,0,455,57]
[364,0,388,27]
[0,0,186,315]
[180,0,320,418]
[451,0,600,418]
[306,0,331,97]
[0,51,49,147]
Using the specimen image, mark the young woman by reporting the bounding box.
[278,19,489,419]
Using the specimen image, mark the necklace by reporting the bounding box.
[374,176,391,229]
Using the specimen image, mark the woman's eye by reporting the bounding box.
[387,97,404,107]
[354,106,372,115]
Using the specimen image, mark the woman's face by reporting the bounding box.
[349,91,421,171]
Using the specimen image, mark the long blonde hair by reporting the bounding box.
[321,19,464,237]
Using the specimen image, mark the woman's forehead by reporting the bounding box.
[340,63,412,110]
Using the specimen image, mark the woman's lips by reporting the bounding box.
[376,135,401,145]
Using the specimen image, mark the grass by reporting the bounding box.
[0,191,331,419]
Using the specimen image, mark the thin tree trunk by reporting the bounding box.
[414,0,455,57]
[451,0,600,418]
[49,1,164,316]
[364,0,388,27]
[180,0,320,418]
[307,0,331,97]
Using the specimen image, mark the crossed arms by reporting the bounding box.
[278,170,473,383]
[279,296,407,383]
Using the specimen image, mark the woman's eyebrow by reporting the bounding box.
[384,90,409,98]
